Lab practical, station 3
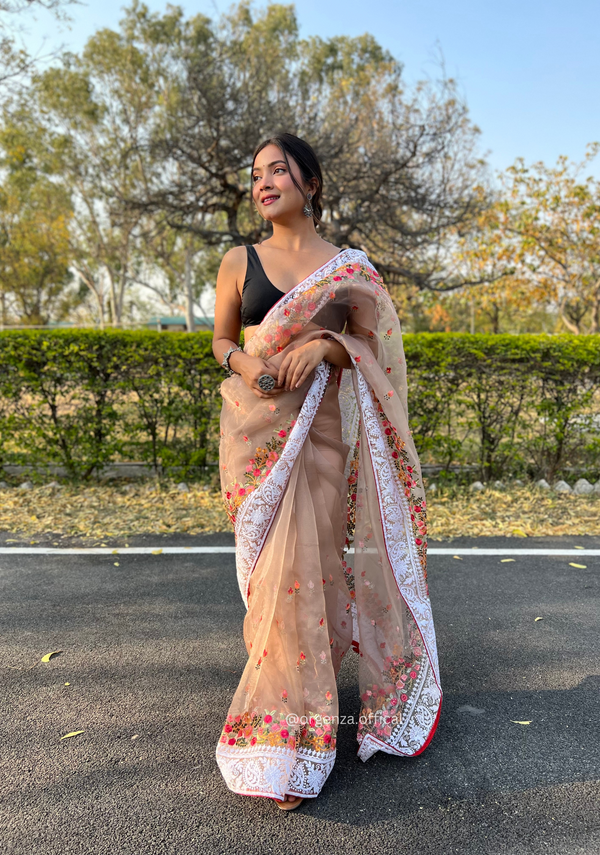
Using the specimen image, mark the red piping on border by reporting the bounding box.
[357,696,443,758]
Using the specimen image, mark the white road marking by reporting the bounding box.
[0,547,598,556]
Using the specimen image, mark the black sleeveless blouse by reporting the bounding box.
[240,245,288,328]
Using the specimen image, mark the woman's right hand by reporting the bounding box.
[229,352,283,399]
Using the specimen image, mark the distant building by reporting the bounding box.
[144,315,214,332]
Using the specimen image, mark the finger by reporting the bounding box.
[279,363,295,390]
[289,361,308,390]
[293,366,311,389]
[278,357,292,388]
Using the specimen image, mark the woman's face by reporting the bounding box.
[251,143,312,222]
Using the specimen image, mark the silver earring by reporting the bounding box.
[303,192,313,218]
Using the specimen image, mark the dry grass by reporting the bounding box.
[426,486,600,539]
[0,483,231,541]
[1,482,599,542]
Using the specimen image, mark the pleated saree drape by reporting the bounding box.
[216,249,442,800]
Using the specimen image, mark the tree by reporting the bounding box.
[498,146,600,334]
[23,20,163,326]
[0,124,74,325]
[0,0,76,90]
[118,1,488,296]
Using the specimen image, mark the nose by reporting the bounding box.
[256,173,272,193]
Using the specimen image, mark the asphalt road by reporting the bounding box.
[1,534,599,855]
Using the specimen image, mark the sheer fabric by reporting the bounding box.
[216,249,442,800]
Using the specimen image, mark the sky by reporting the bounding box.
[14,0,600,177]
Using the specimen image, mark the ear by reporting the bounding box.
[307,176,319,196]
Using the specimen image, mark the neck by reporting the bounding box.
[265,217,322,252]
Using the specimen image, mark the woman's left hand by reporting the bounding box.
[277,339,329,392]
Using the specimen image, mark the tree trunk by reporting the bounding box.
[185,245,195,333]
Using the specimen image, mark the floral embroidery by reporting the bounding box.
[258,263,380,359]
[372,394,428,580]
[222,412,297,525]
[299,715,336,751]
[342,558,356,597]
[218,706,338,753]
[358,624,425,741]
[219,709,296,749]
[345,434,360,549]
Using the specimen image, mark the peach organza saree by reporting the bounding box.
[216,248,442,800]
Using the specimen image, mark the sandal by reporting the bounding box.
[274,794,304,811]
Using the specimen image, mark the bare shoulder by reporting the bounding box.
[219,245,247,272]
[216,246,248,296]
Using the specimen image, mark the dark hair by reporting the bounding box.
[251,133,323,228]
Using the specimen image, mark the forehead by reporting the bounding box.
[252,143,291,170]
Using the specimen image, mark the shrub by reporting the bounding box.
[1,330,599,482]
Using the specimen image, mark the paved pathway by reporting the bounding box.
[1,534,598,854]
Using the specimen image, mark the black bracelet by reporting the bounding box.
[221,345,242,376]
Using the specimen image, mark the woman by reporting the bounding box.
[212,133,441,811]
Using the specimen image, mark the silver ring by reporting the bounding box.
[257,373,276,392]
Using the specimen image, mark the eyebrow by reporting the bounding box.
[251,160,287,172]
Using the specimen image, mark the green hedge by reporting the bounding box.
[0,330,222,479]
[1,330,599,482]
[403,333,600,482]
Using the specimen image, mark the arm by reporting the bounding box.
[212,248,282,398]
[212,246,245,371]
[320,336,352,369]
[276,335,351,392]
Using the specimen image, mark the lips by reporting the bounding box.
[261,195,279,205]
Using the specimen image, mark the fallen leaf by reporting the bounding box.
[112,549,119,554]
[569,562,587,569]
[500,558,515,563]
[60,730,84,739]
[41,650,62,663]
[512,528,527,537]
[534,617,543,621]
[152,549,163,555]
[510,720,532,725]
[114,562,120,566]
[4,482,599,543]
[574,546,585,549]
[64,682,70,686]
[452,555,462,560]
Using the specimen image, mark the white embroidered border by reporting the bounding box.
[357,661,440,761]
[215,741,336,799]
[352,365,442,759]
[260,249,368,328]
[234,361,331,608]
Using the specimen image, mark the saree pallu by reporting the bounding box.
[215,248,442,800]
